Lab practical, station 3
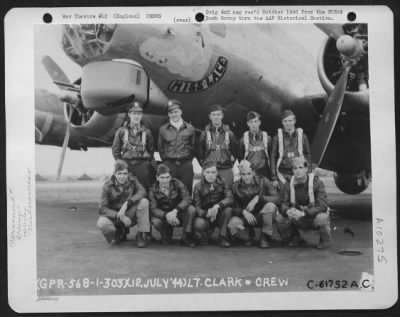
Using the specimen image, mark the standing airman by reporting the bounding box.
[112,101,155,192]
[158,99,196,193]
[198,104,239,187]
[239,111,271,178]
[270,110,312,190]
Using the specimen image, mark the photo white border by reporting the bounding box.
[5,5,397,312]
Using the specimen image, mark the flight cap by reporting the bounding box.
[127,101,143,113]
[208,104,224,114]
[156,164,171,176]
[281,109,296,120]
[114,159,129,172]
[246,111,261,122]
[238,160,254,173]
[291,156,308,168]
[167,99,182,112]
[202,160,218,171]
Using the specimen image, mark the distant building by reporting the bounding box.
[77,173,93,181]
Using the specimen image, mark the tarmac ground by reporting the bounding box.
[36,177,373,296]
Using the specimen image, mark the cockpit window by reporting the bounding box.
[62,24,116,63]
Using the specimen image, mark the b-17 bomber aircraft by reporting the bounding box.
[35,23,370,194]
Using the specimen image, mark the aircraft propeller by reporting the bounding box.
[315,23,344,40]
[42,56,79,179]
[311,24,368,166]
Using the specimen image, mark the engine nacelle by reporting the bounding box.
[317,24,369,113]
[333,171,371,195]
[81,60,168,116]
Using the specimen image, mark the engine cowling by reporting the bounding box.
[333,171,371,195]
[80,59,168,116]
[317,24,369,113]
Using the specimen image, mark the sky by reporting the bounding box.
[34,23,326,177]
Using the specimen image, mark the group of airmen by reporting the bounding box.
[97,99,332,250]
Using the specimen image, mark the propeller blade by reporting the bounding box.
[315,24,344,40]
[42,56,72,90]
[311,64,351,166]
[35,127,43,143]
[56,106,73,180]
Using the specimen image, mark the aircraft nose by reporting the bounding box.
[62,24,116,64]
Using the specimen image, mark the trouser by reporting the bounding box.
[275,212,331,241]
[228,202,278,237]
[97,198,150,243]
[217,168,234,188]
[126,160,155,193]
[152,205,196,238]
[194,207,232,237]
[255,166,270,179]
[164,160,194,194]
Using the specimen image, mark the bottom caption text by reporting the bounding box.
[37,276,289,291]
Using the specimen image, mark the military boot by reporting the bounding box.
[244,227,256,246]
[259,233,270,249]
[288,234,307,247]
[136,232,147,248]
[160,225,173,245]
[218,235,231,248]
[112,220,125,245]
[194,231,209,246]
[120,226,129,242]
[181,232,196,248]
[317,225,331,249]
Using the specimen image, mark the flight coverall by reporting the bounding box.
[149,178,196,242]
[112,124,156,192]
[228,176,280,239]
[97,175,150,243]
[276,175,331,246]
[239,131,272,179]
[193,175,234,241]
[270,129,312,184]
[158,121,196,194]
[198,124,239,187]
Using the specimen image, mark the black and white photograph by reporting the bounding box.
[5,6,397,312]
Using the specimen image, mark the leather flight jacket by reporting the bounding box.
[158,121,195,161]
[193,175,234,217]
[149,178,192,219]
[99,175,146,219]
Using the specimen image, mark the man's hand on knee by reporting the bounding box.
[119,215,131,227]
[287,208,304,221]
[166,209,179,226]
[243,210,257,225]
[207,205,219,222]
